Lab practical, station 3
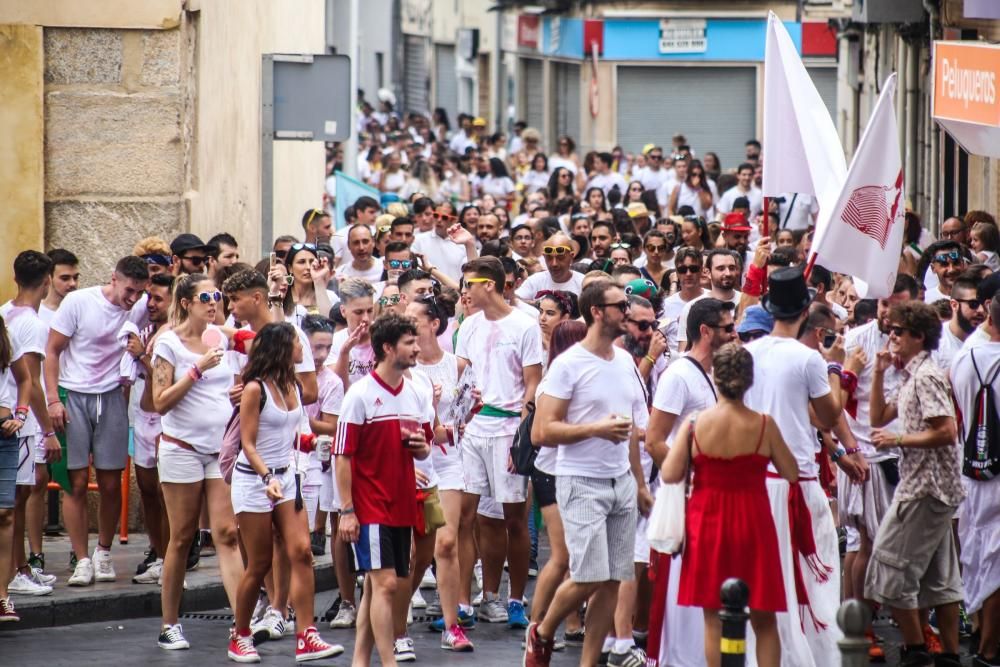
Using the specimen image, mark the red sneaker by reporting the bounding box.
[228,631,260,663]
[524,622,553,667]
[295,626,344,663]
[923,624,943,654]
[0,597,19,622]
[442,623,474,652]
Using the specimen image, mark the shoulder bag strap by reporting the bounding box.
[683,356,717,400]
[780,193,798,230]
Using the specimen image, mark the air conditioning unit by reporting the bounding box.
[852,0,925,23]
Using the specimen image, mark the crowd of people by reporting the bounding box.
[0,106,998,667]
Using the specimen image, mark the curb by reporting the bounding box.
[4,561,336,630]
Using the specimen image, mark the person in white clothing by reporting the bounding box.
[329,278,377,390]
[150,273,243,652]
[676,250,742,350]
[935,276,986,370]
[516,233,585,300]
[717,162,763,218]
[335,225,384,284]
[38,249,80,325]
[585,152,627,197]
[44,256,149,588]
[773,193,819,232]
[455,257,543,628]
[410,214,479,284]
[743,266,844,667]
[951,296,1000,664]
[229,322,343,663]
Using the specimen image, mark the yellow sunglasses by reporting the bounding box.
[542,245,573,255]
[465,277,494,284]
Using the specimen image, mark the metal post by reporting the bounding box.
[343,0,359,179]
[261,55,275,253]
[836,599,872,667]
[720,578,749,667]
[45,487,61,535]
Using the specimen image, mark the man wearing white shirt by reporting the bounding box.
[717,163,763,218]
[775,193,819,232]
[586,152,627,197]
[335,225,384,284]
[676,249,742,350]
[331,196,379,264]
[661,248,706,326]
[655,156,685,209]
[410,213,478,283]
[637,147,672,201]
[934,276,986,369]
[526,281,649,667]
[922,241,968,304]
[516,233,585,300]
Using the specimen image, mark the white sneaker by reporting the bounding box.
[473,560,483,594]
[329,602,356,629]
[472,590,483,606]
[251,606,286,644]
[158,623,191,650]
[68,557,94,586]
[393,636,416,662]
[8,572,53,596]
[411,588,427,609]
[93,549,116,582]
[133,559,163,584]
[30,568,56,586]
[420,568,436,589]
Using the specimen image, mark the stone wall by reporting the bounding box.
[43,26,188,286]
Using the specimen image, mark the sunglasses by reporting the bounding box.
[628,318,657,332]
[649,154,663,160]
[377,224,392,234]
[378,294,402,306]
[388,259,414,270]
[505,280,515,289]
[933,251,964,266]
[542,245,573,255]
[181,254,208,266]
[274,249,288,260]
[644,244,665,253]
[434,212,457,222]
[956,297,984,309]
[738,330,767,343]
[888,325,914,337]
[597,301,629,314]
[465,277,493,285]
[196,291,223,304]
[708,323,736,333]
[609,242,631,251]
[304,208,324,228]
[675,264,702,275]
[142,253,171,267]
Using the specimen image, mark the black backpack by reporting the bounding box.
[962,350,1000,480]
[510,402,538,476]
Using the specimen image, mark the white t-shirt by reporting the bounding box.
[49,286,148,394]
[38,304,57,325]
[662,290,707,327]
[480,175,515,200]
[541,344,649,478]
[520,170,550,195]
[0,330,24,412]
[228,324,316,377]
[411,232,469,282]
[964,325,991,352]
[515,270,585,299]
[335,257,384,284]
[933,325,964,371]
[0,304,48,436]
[744,336,831,477]
[409,368,440,490]
[717,185,763,217]
[676,291,741,344]
[776,193,819,232]
[327,328,376,387]
[951,342,1000,446]
[586,172,627,197]
[455,309,544,437]
[638,167,673,198]
[548,156,578,175]
[652,355,718,448]
[844,320,903,460]
[152,328,234,454]
[673,182,716,219]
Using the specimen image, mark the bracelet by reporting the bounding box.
[895,434,904,447]
[844,446,861,455]
[340,506,355,515]
[190,364,204,380]
[827,363,843,377]
[15,405,29,414]
[43,431,56,439]
[47,400,61,407]
[830,445,847,462]
[643,354,656,365]
[261,472,274,485]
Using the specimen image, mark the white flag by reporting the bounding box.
[762,11,846,213]
[809,74,904,299]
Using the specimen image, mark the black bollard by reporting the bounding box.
[720,578,750,667]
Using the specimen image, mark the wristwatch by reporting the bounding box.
[261,472,274,485]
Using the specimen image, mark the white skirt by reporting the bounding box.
[837,459,896,542]
[958,476,1000,614]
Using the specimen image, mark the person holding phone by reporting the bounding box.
[334,313,433,667]
[229,322,343,664]
[283,243,337,319]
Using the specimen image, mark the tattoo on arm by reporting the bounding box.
[152,358,173,391]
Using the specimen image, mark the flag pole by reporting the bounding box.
[803,251,818,281]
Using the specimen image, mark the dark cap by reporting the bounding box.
[170,233,216,257]
[762,265,816,319]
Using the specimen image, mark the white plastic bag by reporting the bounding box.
[646,481,686,555]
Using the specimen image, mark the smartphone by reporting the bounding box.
[269,252,277,270]
[823,333,837,348]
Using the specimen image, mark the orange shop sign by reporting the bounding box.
[933,41,1000,127]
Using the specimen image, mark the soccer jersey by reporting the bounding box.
[335,371,433,527]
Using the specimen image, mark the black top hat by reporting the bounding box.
[761,265,816,319]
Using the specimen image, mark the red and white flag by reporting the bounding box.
[809,74,904,299]
[762,11,846,212]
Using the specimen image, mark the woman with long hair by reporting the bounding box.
[702,152,722,182]
[458,205,481,236]
[229,322,342,663]
[549,135,580,175]
[661,343,797,667]
[521,153,550,195]
[284,244,335,320]
[400,160,440,202]
[640,230,675,290]
[151,273,243,651]
[623,180,645,207]
[585,186,608,214]
[547,167,575,203]
[679,216,712,252]
[668,159,715,219]
[481,157,516,208]
[536,291,579,359]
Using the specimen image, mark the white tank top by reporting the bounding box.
[237,381,301,469]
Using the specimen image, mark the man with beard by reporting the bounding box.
[617,294,669,388]
[923,240,969,303]
[525,282,649,667]
[476,214,502,245]
[676,249,741,351]
[718,162,763,218]
[840,273,919,658]
[720,212,752,279]
[590,221,616,263]
[934,276,986,369]
[644,297,736,667]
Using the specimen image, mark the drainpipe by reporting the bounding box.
[923,0,941,232]
[906,39,919,208]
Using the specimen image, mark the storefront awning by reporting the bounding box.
[933,40,1000,158]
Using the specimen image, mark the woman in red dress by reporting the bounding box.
[661,342,798,667]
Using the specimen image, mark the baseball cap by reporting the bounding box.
[170,233,216,257]
[737,305,775,335]
[472,117,487,127]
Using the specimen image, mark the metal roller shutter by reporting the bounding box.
[616,66,756,169]
[807,66,837,123]
[403,35,428,114]
[523,58,544,134]
[435,44,458,120]
[553,63,581,150]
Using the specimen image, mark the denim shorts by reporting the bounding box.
[0,434,18,509]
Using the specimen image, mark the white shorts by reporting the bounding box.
[845,525,861,554]
[133,411,161,470]
[33,433,48,465]
[300,472,320,527]
[319,466,341,513]
[231,467,296,514]
[462,433,527,504]
[433,442,464,491]
[157,440,222,484]
[16,435,35,486]
[477,495,504,520]
[634,514,651,564]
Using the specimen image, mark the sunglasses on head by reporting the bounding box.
[142,253,171,267]
[609,242,631,251]
[465,277,493,285]
[933,250,963,265]
[388,259,414,270]
[196,291,222,304]
[628,317,657,332]
[378,294,402,306]
[542,245,572,255]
